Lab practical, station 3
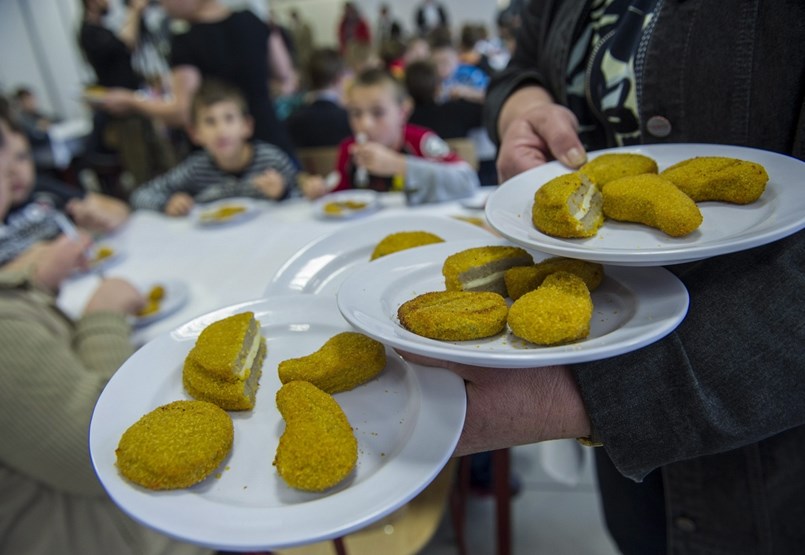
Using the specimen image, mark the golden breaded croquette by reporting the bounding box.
[277,332,386,394]
[116,400,233,490]
[504,258,605,301]
[579,153,659,188]
[602,174,703,237]
[370,231,445,260]
[660,156,769,204]
[186,312,260,382]
[274,381,357,492]
[443,245,533,296]
[398,290,508,341]
[532,173,604,238]
[507,272,593,345]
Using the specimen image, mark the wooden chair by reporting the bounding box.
[445,138,479,171]
[297,146,340,176]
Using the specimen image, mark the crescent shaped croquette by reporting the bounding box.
[532,173,604,238]
[507,272,593,346]
[504,257,604,301]
[274,381,358,492]
[398,290,508,341]
[659,156,769,204]
[186,311,260,382]
[370,231,445,260]
[442,245,533,296]
[116,400,233,490]
[579,153,659,188]
[602,174,703,237]
[277,332,386,394]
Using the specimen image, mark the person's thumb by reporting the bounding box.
[538,108,587,169]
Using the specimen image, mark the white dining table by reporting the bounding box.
[57,190,494,346]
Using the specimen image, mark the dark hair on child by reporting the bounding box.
[349,67,408,104]
[404,60,438,105]
[190,79,249,123]
[307,48,346,91]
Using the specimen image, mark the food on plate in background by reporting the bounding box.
[398,290,508,341]
[200,203,247,223]
[505,257,604,301]
[602,174,703,237]
[273,381,357,492]
[442,244,533,296]
[183,311,266,410]
[116,400,234,490]
[532,172,604,238]
[370,230,444,260]
[322,199,369,215]
[278,332,386,393]
[660,156,769,204]
[579,152,658,188]
[137,284,166,317]
[507,272,593,346]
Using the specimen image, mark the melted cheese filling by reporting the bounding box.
[464,271,506,289]
[236,330,262,379]
[572,182,597,221]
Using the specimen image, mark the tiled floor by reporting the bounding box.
[420,441,621,555]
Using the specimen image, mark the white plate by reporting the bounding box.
[485,144,805,265]
[459,185,496,210]
[312,190,380,220]
[89,295,465,551]
[265,214,495,296]
[132,279,190,327]
[194,198,259,227]
[337,239,689,368]
[87,243,124,272]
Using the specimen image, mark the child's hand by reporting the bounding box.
[298,173,327,200]
[350,142,406,177]
[84,277,146,316]
[165,193,194,216]
[66,193,130,232]
[251,169,286,200]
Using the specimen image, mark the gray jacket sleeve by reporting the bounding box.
[573,231,805,481]
[403,157,480,205]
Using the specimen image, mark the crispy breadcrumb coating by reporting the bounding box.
[579,153,659,188]
[274,381,357,492]
[602,174,703,237]
[116,400,233,490]
[278,332,386,394]
[507,272,593,345]
[370,231,445,260]
[505,258,604,301]
[443,245,533,296]
[660,156,768,204]
[532,173,604,238]
[398,290,508,341]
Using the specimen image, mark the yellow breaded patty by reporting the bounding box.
[532,173,604,238]
[602,174,703,237]
[183,338,266,410]
[370,231,445,260]
[443,245,533,296]
[187,311,257,381]
[116,400,233,490]
[508,272,593,345]
[274,381,357,492]
[505,258,605,301]
[278,332,386,394]
[579,153,659,188]
[398,290,508,341]
[660,156,769,204]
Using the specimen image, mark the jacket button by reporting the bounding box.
[674,516,697,533]
[646,115,672,137]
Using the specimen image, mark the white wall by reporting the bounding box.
[0,0,503,120]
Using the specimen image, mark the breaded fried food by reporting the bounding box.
[660,156,769,204]
[504,257,604,301]
[182,312,266,410]
[602,174,703,237]
[116,400,233,490]
[443,245,533,296]
[532,173,604,238]
[274,381,357,492]
[278,332,386,394]
[398,290,508,341]
[508,272,593,345]
[579,153,659,188]
[370,231,445,260]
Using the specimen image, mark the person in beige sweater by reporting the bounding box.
[0,126,211,555]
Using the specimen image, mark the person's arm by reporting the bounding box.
[403,156,480,205]
[129,153,202,211]
[268,28,296,95]
[65,192,130,233]
[199,144,298,201]
[117,0,148,50]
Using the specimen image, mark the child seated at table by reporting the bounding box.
[300,68,480,205]
[130,79,298,216]
[0,118,129,267]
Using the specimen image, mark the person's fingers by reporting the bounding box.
[532,106,587,169]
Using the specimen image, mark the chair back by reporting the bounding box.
[445,138,479,170]
[297,146,340,175]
